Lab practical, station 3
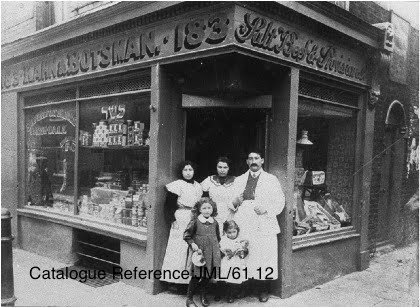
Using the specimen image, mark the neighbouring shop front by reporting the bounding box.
[2,2,385,297]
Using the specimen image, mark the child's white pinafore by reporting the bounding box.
[219,236,247,284]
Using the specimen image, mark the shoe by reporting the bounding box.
[200,292,210,307]
[227,295,234,304]
[258,291,269,303]
[236,288,246,299]
[226,284,235,303]
[186,298,197,307]
[186,279,198,307]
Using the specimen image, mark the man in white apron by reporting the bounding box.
[232,150,285,302]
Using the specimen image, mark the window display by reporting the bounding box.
[25,103,76,213]
[293,102,356,236]
[23,73,152,231]
[77,93,150,228]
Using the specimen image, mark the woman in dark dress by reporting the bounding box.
[184,197,221,307]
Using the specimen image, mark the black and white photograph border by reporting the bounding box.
[1,1,419,307]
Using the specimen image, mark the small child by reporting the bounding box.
[219,220,249,303]
[184,197,221,307]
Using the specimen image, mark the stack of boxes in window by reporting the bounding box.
[90,120,149,147]
[92,121,109,147]
[79,183,149,227]
[79,130,92,146]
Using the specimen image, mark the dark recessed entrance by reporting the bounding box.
[185,108,267,181]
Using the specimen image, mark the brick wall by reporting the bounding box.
[350,2,419,249]
[349,1,390,24]
[326,119,357,215]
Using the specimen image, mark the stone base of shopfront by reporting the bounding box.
[18,215,77,264]
[290,236,360,295]
[17,210,150,290]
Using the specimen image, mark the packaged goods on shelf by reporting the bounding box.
[133,132,143,146]
[127,132,134,145]
[144,131,150,146]
[52,193,74,213]
[303,171,326,186]
[79,130,92,146]
[93,120,109,147]
[134,121,144,131]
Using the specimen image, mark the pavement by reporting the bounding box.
[10,243,419,307]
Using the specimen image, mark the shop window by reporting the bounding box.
[23,72,151,231]
[293,94,358,236]
[25,102,77,213]
[77,92,150,229]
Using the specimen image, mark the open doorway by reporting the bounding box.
[185,108,267,181]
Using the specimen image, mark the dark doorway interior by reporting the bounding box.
[186,108,267,182]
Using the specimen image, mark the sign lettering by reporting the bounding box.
[101,104,126,120]
[2,10,368,90]
[30,124,67,136]
[27,108,76,135]
[234,13,367,82]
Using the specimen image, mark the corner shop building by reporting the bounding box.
[1,2,389,297]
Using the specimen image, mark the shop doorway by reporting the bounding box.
[377,101,407,244]
[185,108,267,181]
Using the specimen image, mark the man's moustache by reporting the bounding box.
[250,163,258,167]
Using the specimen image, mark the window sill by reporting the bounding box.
[17,207,147,247]
[292,226,360,251]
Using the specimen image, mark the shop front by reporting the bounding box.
[2,2,381,297]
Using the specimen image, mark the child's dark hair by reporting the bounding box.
[192,197,218,218]
[223,220,240,234]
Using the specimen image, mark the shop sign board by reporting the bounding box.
[2,6,369,91]
[233,8,369,85]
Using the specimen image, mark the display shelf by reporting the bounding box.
[80,145,149,151]
[18,207,148,246]
[292,226,359,251]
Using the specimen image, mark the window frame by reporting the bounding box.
[292,76,363,243]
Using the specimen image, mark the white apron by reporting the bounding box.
[160,180,202,284]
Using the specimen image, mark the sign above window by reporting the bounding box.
[2,6,369,90]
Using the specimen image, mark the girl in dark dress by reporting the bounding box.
[184,197,221,307]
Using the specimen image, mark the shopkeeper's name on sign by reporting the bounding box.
[1,12,366,90]
[1,14,230,90]
[2,31,160,90]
